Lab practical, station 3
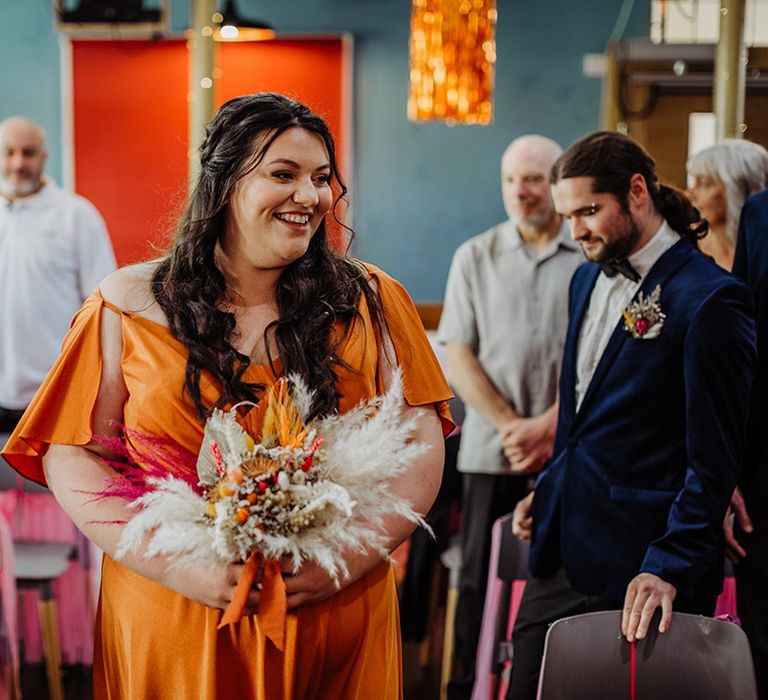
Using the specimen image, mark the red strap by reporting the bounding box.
[630,640,637,700]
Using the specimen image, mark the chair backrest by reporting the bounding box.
[537,610,758,700]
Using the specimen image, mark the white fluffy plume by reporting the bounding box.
[114,476,224,565]
[115,368,432,582]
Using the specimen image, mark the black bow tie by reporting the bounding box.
[599,259,640,283]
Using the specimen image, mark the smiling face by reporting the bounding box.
[0,118,47,198]
[501,137,560,229]
[222,126,333,270]
[552,175,641,263]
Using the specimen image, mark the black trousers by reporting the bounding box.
[447,472,529,700]
[0,408,25,491]
[0,406,24,434]
[736,522,768,700]
[399,433,462,642]
[506,568,617,700]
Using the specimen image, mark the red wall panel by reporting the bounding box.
[72,39,347,265]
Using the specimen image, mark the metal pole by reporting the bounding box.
[600,43,618,131]
[188,0,216,187]
[713,0,746,140]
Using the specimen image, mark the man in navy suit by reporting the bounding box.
[729,188,768,699]
[507,131,756,700]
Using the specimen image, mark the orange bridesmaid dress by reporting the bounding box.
[2,263,453,699]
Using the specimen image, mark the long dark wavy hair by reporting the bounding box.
[551,130,708,245]
[151,93,381,420]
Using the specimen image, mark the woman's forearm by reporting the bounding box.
[44,443,172,580]
[43,443,250,610]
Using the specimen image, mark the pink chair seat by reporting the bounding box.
[0,490,97,665]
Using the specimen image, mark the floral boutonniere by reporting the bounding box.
[623,284,665,339]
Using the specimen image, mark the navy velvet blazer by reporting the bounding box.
[529,237,756,611]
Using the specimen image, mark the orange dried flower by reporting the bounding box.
[262,378,308,447]
[241,455,278,478]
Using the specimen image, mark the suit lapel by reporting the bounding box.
[561,265,600,425]
[571,239,692,428]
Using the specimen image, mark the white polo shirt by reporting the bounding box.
[0,179,116,408]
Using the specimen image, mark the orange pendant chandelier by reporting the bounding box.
[408,0,497,125]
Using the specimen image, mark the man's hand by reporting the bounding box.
[724,486,753,563]
[501,411,556,474]
[621,573,676,642]
[512,491,534,542]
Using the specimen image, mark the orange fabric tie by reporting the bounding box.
[218,553,287,652]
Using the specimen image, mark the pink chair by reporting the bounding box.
[0,508,20,699]
[472,513,529,700]
[0,486,98,700]
[14,539,75,700]
[9,491,96,666]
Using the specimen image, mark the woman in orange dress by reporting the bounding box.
[2,93,453,699]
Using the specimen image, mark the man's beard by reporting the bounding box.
[585,211,642,264]
[0,173,40,197]
[520,209,554,230]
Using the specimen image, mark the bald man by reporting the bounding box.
[0,117,115,473]
[437,136,582,698]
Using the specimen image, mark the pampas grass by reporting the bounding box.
[113,368,429,583]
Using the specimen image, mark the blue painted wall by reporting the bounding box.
[1,2,65,184]
[1,0,650,301]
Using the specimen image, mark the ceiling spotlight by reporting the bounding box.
[213,0,275,42]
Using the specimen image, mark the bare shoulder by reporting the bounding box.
[98,260,168,326]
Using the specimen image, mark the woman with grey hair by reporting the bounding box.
[687,138,768,269]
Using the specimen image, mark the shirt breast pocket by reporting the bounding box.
[29,229,77,277]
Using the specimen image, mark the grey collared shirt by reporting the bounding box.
[438,219,583,474]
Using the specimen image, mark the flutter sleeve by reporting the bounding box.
[364,263,455,437]
[1,291,109,486]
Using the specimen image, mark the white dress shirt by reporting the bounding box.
[575,221,679,410]
[0,179,116,408]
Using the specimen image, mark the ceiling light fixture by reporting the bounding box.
[408,0,497,125]
[213,0,275,42]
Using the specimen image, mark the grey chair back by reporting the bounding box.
[537,610,757,700]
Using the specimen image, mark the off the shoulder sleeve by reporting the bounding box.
[1,292,108,486]
[364,263,455,437]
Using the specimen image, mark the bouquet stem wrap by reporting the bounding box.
[219,553,286,651]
